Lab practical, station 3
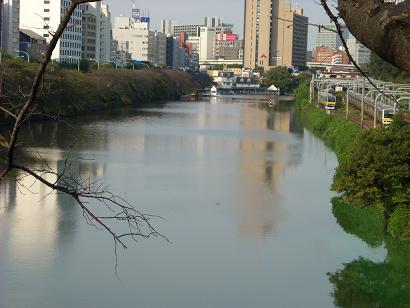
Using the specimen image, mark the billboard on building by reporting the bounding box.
[139,17,151,23]
[217,34,238,42]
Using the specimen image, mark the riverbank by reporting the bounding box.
[0,59,211,123]
[295,80,410,240]
[294,80,360,163]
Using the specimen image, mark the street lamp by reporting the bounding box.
[90,58,100,70]
[68,56,80,72]
[17,50,30,62]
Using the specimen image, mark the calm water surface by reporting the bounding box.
[0,98,408,307]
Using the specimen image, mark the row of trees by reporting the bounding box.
[366,54,410,83]
[0,57,209,123]
[263,67,309,95]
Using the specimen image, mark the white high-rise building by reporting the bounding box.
[203,16,222,28]
[82,2,112,62]
[20,0,83,62]
[1,0,20,56]
[113,17,155,62]
[199,27,216,61]
[100,3,112,63]
[347,37,371,66]
[160,19,175,36]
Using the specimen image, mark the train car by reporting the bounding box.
[381,108,395,125]
[347,90,395,125]
[318,91,336,110]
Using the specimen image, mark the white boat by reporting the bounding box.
[210,86,220,97]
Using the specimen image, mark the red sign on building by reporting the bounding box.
[226,34,237,42]
[217,34,238,42]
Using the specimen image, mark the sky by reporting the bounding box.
[105,0,331,49]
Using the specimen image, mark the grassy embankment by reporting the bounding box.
[295,80,410,240]
[295,80,360,163]
[0,59,210,123]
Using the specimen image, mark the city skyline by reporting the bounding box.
[105,0,330,49]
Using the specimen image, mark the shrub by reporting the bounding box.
[332,123,410,210]
[388,206,410,240]
[0,59,210,121]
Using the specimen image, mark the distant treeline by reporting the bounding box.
[0,58,211,122]
[366,54,410,83]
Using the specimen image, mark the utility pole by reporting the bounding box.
[346,94,349,120]
[361,76,365,128]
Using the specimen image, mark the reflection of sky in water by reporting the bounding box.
[0,101,389,308]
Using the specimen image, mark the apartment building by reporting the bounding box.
[315,24,350,50]
[203,16,222,28]
[173,24,201,37]
[81,2,112,62]
[243,0,308,69]
[20,0,83,62]
[199,27,216,61]
[1,0,20,56]
[113,16,166,65]
[347,37,371,66]
[160,19,175,36]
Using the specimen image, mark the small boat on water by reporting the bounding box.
[202,86,220,97]
[210,86,220,97]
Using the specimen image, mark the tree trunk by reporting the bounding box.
[338,0,410,74]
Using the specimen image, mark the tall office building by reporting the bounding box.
[347,37,371,66]
[160,19,175,36]
[113,17,152,62]
[243,0,308,70]
[173,24,201,37]
[203,16,222,28]
[20,0,82,62]
[315,24,350,50]
[99,3,112,63]
[1,0,19,56]
[199,27,216,61]
[153,31,167,66]
[82,6,97,60]
[113,17,166,65]
[82,2,112,62]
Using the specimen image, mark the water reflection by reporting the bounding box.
[329,198,410,306]
[2,99,379,308]
[1,100,304,249]
[0,148,109,266]
[237,102,303,238]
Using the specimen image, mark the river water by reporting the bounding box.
[0,98,408,308]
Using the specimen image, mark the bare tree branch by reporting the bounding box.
[0,0,164,251]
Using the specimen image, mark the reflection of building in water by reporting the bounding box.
[237,103,303,238]
[0,147,107,268]
[0,159,62,267]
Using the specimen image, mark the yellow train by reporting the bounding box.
[348,91,395,125]
[318,91,336,110]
